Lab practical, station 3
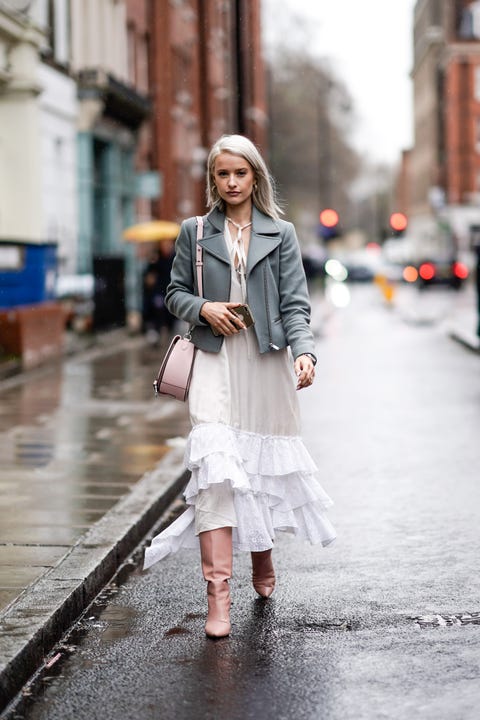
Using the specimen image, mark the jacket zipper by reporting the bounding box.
[263,265,280,350]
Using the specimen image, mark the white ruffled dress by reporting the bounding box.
[143,223,336,570]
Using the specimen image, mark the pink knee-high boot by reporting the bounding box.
[199,527,233,638]
[251,549,275,598]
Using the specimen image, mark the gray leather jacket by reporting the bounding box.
[165,205,316,360]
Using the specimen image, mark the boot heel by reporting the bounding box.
[251,549,275,598]
[205,580,231,637]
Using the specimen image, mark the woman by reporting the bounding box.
[144,135,335,638]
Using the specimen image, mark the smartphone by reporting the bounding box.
[212,304,255,336]
[232,303,255,328]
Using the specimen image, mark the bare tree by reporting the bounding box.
[266,49,361,241]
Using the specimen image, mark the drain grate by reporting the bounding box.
[297,618,358,632]
[412,612,480,628]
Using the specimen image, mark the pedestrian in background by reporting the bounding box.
[144,134,336,637]
[142,240,176,344]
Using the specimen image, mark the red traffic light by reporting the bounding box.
[319,209,339,228]
[389,212,408,232]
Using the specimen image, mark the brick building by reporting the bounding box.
[409,0,480,250]
[0,0,268,322]
[126,0,155,224]
[149,0,268,222]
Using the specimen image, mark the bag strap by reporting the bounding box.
[195,216,204,297]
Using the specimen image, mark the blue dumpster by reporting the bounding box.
[0,241,58,309]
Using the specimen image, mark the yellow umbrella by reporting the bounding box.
[122,220,180,243]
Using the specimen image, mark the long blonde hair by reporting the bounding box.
[206,135,283,220]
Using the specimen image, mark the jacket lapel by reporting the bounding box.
[200,206,282,271]
[198,232,230,265]
[247,206,281,275]
[198,208,229,265]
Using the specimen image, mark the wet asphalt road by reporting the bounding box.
[6,284,480,720]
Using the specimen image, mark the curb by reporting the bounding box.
[449,328,480,354]
[0,446,188,712]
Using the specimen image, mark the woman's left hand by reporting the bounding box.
[294,355,315,390]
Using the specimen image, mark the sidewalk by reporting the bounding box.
[446,282,479,352]
[0,333,190,710]
[0,325,111,381]
[448,307,480,353]
[391,280,479,353]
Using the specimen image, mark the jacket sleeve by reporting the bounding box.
[165,218,208,326]
[278,222,316,360]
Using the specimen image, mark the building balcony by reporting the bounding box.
[77,68,151,130]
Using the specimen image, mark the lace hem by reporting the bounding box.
[184,422,333,509]
[143,423,336,570]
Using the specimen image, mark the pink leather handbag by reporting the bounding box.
[153,216,204,401]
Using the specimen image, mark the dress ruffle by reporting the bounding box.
[143,423,336,570]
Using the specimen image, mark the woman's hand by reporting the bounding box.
[294,355,315,390]
[200,301,246,336]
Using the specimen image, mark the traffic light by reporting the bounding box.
[318,208,340,241]
[389,212,407,238]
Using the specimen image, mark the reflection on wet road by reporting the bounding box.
[0,339,189,612]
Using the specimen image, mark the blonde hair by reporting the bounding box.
[206,134,283,219]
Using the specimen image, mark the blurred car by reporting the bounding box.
[403,258,469,289]
[302,246,327,281]
[342,262,375,282]
[333,247,381,283]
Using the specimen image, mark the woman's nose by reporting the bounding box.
[227,174,236,186]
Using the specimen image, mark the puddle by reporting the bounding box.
[164,626,191,637]
[97,604,138,642]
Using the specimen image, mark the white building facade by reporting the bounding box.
[33,0,78,274]
[37,63,78,274]
[0,3,45,242]
[1,1,150,309]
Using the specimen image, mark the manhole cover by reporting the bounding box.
[412,612,480,628]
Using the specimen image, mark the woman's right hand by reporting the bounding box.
[200,301,246,336]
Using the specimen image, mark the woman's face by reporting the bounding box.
[213,152,255,211]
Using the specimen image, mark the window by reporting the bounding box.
[458,0,480,40]
[475,65,480,101]
[475,117,480,152]
[127,24,136,84]
[45,0,71,66]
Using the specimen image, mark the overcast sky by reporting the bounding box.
[262,0,417,165]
